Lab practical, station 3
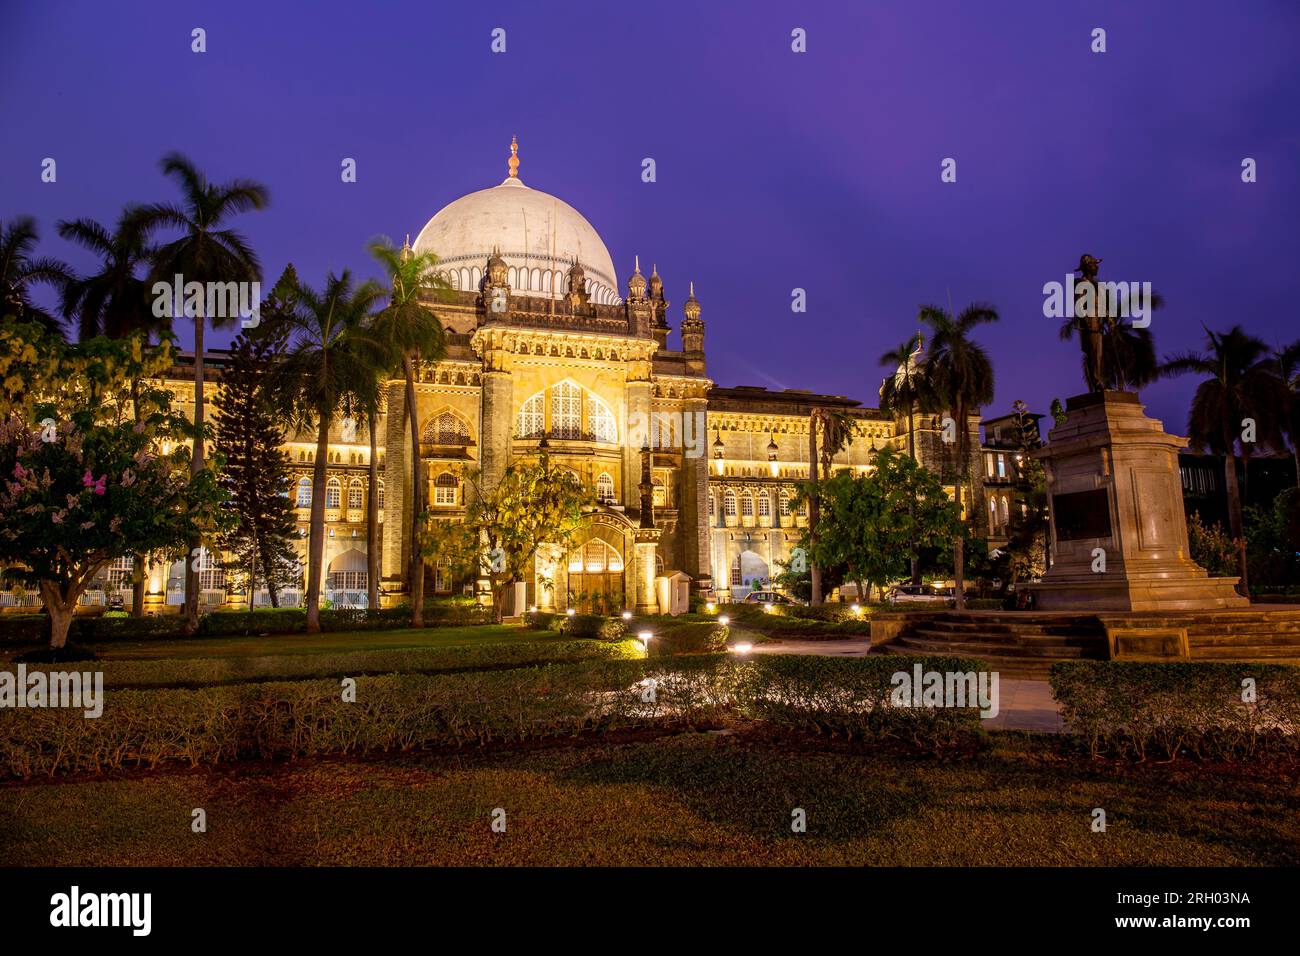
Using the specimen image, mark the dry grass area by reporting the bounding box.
[3,728,1297,866]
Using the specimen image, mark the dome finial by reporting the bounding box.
[507,135,520,180]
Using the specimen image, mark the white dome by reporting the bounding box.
[413,166,621,306]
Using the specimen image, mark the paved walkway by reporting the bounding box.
[736,636,1064,733]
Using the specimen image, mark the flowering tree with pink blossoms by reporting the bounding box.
[0,321,226,652]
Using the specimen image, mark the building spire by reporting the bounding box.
[507,135,520,180]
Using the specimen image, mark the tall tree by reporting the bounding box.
[0,323,227,652]
[1274,339,1300,489]
[213,326,299,610]
[878,332,934,461]
[0,216,73,334]
[919,301,998,610]
[1161,325,1289,594]
[57,211,165,341]
[59,209,170,615]
[135,153,268,633]
[368,238,450,626]
[803,405,854,606]
[268,269,384,633]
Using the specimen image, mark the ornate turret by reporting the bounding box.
[479,246,511,320]
[624,255,653,338]
[564,257,590,311]
[649,263,671,349]
[680,280,704,352]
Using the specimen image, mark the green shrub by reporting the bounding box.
[559,614,626,642]
[648,621,728,656]
[523,611,561,632]
[0,653,996,778]
[2,638,643,690]
[739,655,988,756]
[1050,661,1300,762]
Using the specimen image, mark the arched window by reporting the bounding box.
[325,478,342,509]
[424,411,469,445]
[724,489,737,520]
[194,547,225,591]
[758,493,771,522]
[708,492,715,518]
[347,479,363,510]
[741,492,754,519]
[1000,496,1010,526]
[296,477,312,508]
[596,472,615,503]
[517,391,545,439]
[652,477,666,507]
[376,480,385,511]
[588,395,617,443]
[989,498,999,528]
[779,492,791,518]
[434,472,458,506]
[552,382,581,439]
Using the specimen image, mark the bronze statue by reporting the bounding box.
[1074,254,1109,392]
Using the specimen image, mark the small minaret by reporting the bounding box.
[649,263,671,349]
[624,256,653,338]
[506,135,521,182]
[680,281,705,373]
[564,257,590,312]
[479,246,511,322]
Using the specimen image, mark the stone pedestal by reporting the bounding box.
[634,531,661,615]
[1028,391,1247,612]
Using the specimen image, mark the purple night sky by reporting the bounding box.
[3,0,1298,432]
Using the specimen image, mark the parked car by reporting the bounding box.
[742,590,806,606]
[885,584,947,605]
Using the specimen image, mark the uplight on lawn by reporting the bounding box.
[622,610,632,621]
[763,602,774,613]
[706,602,716,614]
[730,642,753,655]
[637,630,653,647]
[718,615,729,626]
[851,603,862,616]
[566,608,576,616]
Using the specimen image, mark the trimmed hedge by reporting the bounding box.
[0,654,992,778]
[0,603,493,644]
[1,638,643,690]
[1050,661,1300,762]
[559,614,627,642]
[648,621,728,656]
[739,654,988,754]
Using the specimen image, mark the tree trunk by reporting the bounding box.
[367,406,380,615]
[305,417,331,632]
[908,399,921,585]
[404,355,425,627]
[131,555,146,618]
[1224,452,1249,596]
[183,313,205,634]
[952,400,968,611]
[39,571,102,651]
[808,413,822,606]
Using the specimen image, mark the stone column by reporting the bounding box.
[480,366,513,491]
[381,379,408,604]
[681,397,712,592]
[634,532,661,615]
[624,377,652,509]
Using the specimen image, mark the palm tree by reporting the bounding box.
[879,332,933,461]
[368,238,451,627]
[1274,339,1300,489]
[1,216,73,333]
[804,406,855,606]
[1161,325,1289,594]
[269,270,385,633]
[58,209,169,615]
[57,211,165,341]
[919,302,998,610]
[135,153,268,633]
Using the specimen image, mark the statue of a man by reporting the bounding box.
[1074,254,1108,392]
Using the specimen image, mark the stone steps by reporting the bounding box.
[900,634,1098,658]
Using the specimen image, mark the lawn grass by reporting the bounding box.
[3,728,1296,866]
[16,624,537,663]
